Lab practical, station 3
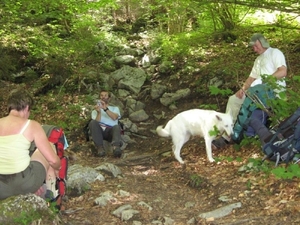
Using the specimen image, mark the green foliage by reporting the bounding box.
[239,136,261,149]
[30,89,84,135]
[272,164,300,179]
[204,3,238,31]
[236,156,243,162]
[209,125,221,137]
[241,158,273,176]
[209,86,233,97]
[246,179,252,190]
[1,0,300,157]
[233,143,242,151]
[12,208,56,225]
[241,157,300,180]
[260,74,300,127]
[189,174,204,188]
[225,156,234,162]
[151,31,208,63]
[199,104,218,110]
[59,104,83,132]
[13,210,41,225]
[22,69,39,82]
[0,51,18,81]
[47,200,60,214]
[0,0,121,88]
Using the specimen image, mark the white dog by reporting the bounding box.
[156,109,233,164]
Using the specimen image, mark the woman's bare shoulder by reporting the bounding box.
[28,120,43,129]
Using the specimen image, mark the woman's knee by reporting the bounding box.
[30,148,51,173]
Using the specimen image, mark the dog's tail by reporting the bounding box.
[156,124,171,137]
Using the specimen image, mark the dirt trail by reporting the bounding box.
[62,137,300,225]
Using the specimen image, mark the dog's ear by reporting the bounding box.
[216,115,222,121]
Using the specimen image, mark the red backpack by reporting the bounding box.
[30,125,68,210]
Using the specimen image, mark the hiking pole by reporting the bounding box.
[250,93,276,118]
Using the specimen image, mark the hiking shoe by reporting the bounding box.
[113,147,122,158]
[90,144,97,155]
[96,151,106,157]
[45,189,54,200]
[212,137,229,149]
[96,146,106,157]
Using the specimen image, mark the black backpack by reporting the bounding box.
[262,107,300,166]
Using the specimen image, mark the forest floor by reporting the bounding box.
[60,98,300,225]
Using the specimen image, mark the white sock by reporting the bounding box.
[46,178,58,198]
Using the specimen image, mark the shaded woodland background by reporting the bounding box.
[1,0,300,146]
[2,1,300,224]
[1,0,300,131]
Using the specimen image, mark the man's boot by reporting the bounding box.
[113,146,122,158]
[96,146,106,157]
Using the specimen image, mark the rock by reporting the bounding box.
[159,88,191,106]
[121,118,139,133]
[163,216,175,225]
[117,190,131,197]
[151,83,167,100]
[198,202,242,219]
[68,164,105,194]
[94,191,117,207]
[0,194,59,224]
[184,201,195,208]
[126,98,146,114]
[142,54,151,68]
[115,55,136,65]
[129,109,149,122]
[112,204,132,217]
[95,163,122,178]
[110,66,147,94]
[187,217,197,224]
[121,209,140,221]
[137,201,153,211]
[218,195,232,203]
[158,61,172,74]
[118,47,140,57]
[238,162,254,172]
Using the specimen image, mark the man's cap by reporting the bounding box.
[249,33,270,48]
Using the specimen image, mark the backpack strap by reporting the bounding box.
[275,152,280,167]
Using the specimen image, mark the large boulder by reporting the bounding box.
[110,66,147,94]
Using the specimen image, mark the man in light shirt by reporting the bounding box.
[213,33,287,149]
[89,90,122,157]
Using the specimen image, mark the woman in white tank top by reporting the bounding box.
[0,89,61,200]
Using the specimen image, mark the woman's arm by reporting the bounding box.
[30,121,61,170]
